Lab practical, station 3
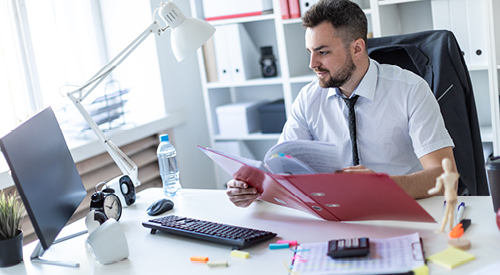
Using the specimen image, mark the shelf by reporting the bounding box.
[282,18,302,25]
[290,74,316,83]
[468,65,489,71]
[206,77,284,89]
[378,0,425,6]
[193,0,500,175]
[214,132,281,141]
[481,126,493,143]
[207,13,275,26]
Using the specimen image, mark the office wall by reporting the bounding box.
[150,0,217,189]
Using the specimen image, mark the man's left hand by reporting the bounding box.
[341,165,376,174]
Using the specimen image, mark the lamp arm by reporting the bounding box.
[67,91,141,186]
[67,20,167,187]
[69,20,165,101]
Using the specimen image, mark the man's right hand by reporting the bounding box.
[226,179,260,208]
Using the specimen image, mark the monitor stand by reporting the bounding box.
[30,230,88,268]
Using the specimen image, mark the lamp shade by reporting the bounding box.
[171,17,215,62]
[159,1,215,62]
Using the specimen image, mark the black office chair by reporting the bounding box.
[367,30,489,196]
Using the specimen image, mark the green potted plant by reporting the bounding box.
[0,190,24,267]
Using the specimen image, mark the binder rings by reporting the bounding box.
[199,146,436,223]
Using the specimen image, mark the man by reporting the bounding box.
[227,0,456,207]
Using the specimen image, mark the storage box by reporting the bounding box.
[258,99,286,133]
[216,101,268,136]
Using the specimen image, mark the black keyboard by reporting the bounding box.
[142,215,277,249]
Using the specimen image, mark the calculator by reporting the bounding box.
[327,237,370,259]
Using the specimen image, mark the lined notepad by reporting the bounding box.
[426,246,475,269]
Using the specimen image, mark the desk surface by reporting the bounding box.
[2,188,500,275]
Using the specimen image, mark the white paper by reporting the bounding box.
[264,140,341,174]
[291,233,425,274]
[201,140,341,175]
[265,156,315,175]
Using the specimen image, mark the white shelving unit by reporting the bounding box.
[190,0,500,188]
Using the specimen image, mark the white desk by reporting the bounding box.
[2,188,500,275]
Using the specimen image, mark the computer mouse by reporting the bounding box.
[147,198,174,216]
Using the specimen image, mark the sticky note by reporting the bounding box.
[426,247,475,269]
[412,264,429,275]
[277,240,298,246]
[207,260,228,267]
[231,250,250,259]
[190,256,209,263]
[269,243,289,249]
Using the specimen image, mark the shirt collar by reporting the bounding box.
[327,58,378,101]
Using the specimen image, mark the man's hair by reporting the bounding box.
[302,0,367,48]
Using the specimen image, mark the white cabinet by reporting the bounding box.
[189,0,500,188]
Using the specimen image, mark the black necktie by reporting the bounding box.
[343,95,359,166]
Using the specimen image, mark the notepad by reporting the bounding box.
[426,246,475,269]
[291,232,425,274]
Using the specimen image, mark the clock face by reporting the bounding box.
[103,194,122,221]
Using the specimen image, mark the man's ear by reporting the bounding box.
[351,38,366,59]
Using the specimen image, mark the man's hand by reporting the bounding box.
[226,179,261,208]
[341,165,377,174]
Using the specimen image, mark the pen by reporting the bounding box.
[455,202,465,226]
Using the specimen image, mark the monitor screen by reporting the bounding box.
[0,107,87,250]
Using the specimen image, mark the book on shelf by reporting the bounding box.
[198,140,435,223]
[202,37,218,83]
[280,0,290,19]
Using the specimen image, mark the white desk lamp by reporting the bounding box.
[66,1,215,205]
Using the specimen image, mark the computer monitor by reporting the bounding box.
[0,107,87,265]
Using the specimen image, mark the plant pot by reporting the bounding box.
[0,230,23,268]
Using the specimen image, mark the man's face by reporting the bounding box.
[306,22,356,89]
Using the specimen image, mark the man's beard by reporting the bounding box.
[315,53,356,89]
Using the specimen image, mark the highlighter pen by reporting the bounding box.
[455,202,465,226]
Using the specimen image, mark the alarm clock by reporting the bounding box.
[90,182,122,221]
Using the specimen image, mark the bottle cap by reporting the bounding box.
[160,134,169,142]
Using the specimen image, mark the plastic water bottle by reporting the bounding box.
[157,134,181,196]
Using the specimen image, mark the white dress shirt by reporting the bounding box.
[279,59,454,175]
